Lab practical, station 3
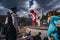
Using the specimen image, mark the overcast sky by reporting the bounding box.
[0,0,60,17]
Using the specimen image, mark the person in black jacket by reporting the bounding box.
[6,12,17,40]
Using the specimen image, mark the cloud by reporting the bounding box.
[0,5,12,15]
[0,0,60,16]
[46,0,57,6]
[0,6,5,9]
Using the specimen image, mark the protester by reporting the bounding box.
[11,7,18,31]
[6,12,17,40]
[29,9,38,27]
[47,11,60,40]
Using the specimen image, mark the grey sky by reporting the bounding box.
[0,0,60,17]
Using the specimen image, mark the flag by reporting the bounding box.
[29,0,34,8]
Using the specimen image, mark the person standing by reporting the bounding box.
[11,7,18,31]
[6,12,17,40]
[47,11,60,40]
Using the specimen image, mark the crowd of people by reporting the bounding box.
[0,7,18,40]
[0,7,60,40]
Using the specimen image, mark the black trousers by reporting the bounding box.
[6,26,17,40]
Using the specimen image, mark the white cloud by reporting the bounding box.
[47,0,57,6]
[55,5,60,8]
[0,6,12,15]
[0,6,5,9]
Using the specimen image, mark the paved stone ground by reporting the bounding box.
[1,26,48,40]
[25,26,48,40]
[1,26,60,40]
